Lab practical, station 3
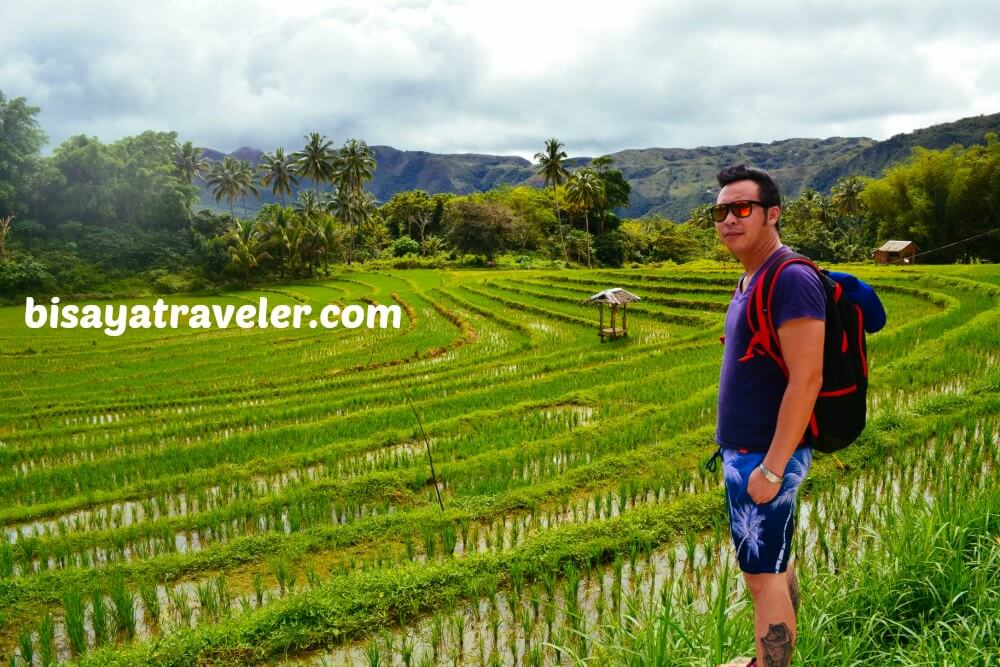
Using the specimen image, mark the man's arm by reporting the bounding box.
[746,316,824,504]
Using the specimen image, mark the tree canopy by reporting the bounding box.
[0,92,46,219]
[861,135,1000,261]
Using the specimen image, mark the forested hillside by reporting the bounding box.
[194,113,1000,219]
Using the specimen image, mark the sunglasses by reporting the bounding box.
[712,200,768,222]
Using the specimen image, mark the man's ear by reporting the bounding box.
[769,206,781,226]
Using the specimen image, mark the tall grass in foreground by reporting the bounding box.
[564,469,999,666]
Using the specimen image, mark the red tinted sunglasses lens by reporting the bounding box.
[732,201,753,217]
[712,201,755,221]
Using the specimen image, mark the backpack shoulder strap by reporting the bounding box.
[741,251,817,374]
[742,251,829,444]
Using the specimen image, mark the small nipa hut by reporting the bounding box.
[874,240,919,265]
[581,288,640,342]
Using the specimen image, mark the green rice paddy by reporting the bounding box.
[0,263,996,666]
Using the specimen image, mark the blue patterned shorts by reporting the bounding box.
[722,447,812,574]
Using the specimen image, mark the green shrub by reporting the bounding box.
[0,252,53,296]
[392,235,421,257]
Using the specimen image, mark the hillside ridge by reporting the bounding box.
[197,111,1000,220]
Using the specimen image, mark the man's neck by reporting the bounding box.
[740,238,784,276]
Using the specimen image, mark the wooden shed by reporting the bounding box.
[581,288,640,341]
[874,240,919,265]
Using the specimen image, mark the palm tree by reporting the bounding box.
[831,176,865,217]
[300,219,326,277]
[292,190,323,220]
[344,190,380,265]
[534,138,570,263]
[357,191,378,221]
[817,197,836,229]
[336,139,377,266]
[421,234,446,257]
[832,175,869,257]
[317,216,346,274]
[173,141,209,223]
[797,189,834,227]
[590,156,615,233]
[259,147,299,205]
[292,132,336,197]
[234,159,260,218]
[565,170,604,268]
[799,188,821,206]
[256,205,296,272]
[174,141,210,185]
[337,139,376,193]
[225,219,269,285]
[320,189,344,218]
[284,216,324,277]
[205,157,242,218]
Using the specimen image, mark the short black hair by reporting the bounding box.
[716,164,782,231]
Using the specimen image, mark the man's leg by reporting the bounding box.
[721,448,811,667]
[787,559,799,617]
[744,571,795,667]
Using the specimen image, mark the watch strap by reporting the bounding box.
[757,463,783,484]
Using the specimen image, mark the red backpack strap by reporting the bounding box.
[757,253,824,443]
[761,256,820,363]
[739,251,811,375]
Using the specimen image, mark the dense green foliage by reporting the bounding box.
[862,135,1000,262]
[1,90,997,303]
[0,93,47,221]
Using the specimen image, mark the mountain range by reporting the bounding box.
[198,111,1000,221]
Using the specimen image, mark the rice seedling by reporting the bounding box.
[168,586,192,629]
[16,627,33,667]
[214,575,232,616]
[430,613,444,661]
[269,557,296,595]
[398,635,416,667]
[252,572,265,606]
[91,589,109,645]
[63,587,88,656]
[109,575,137,639]
[37,613,54,667]
[363,639,381,667]
[138,580,160,627]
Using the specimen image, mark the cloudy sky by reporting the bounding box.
[2,0,999,160]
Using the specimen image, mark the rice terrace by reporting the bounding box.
[0,262,997,666]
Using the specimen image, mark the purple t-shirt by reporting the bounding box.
[715,246,826,452]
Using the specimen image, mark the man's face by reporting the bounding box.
[715,180,777,256]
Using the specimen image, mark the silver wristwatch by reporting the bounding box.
[757,463,783,484]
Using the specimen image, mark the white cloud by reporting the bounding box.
[1,0,998,157]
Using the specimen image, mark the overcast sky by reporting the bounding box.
[2,1,999,160]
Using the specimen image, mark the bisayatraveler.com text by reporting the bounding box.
[24,297,402,337]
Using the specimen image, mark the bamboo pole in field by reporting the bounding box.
[405,389,445,512]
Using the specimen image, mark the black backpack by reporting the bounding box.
[739,251,869,453]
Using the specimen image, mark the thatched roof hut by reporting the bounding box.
[581,288,640,341]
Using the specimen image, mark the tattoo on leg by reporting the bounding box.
[788,570,800,617]
[761,622,793,667]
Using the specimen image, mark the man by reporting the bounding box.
[710,164,825,667]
